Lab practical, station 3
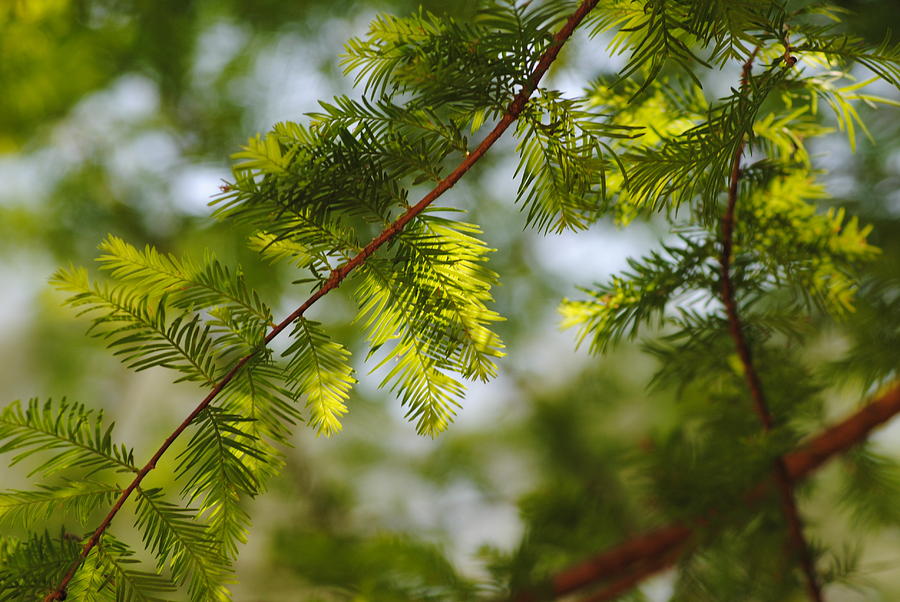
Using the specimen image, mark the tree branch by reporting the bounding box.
[42,2,603,599]
[718,50,822,601]
[516,381,900,601]
[580,541,686,602]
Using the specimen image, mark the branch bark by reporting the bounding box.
[42,2,602,599]
[718,51,822,601]
[514,380,900,601]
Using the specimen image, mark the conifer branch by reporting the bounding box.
[513,380,900,601]
[41,1,602,599]
[718,49,823,602]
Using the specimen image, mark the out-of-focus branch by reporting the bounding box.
[513,381,900,601]
[717,48,821,600]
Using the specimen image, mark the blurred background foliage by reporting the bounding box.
[0,0,898,599]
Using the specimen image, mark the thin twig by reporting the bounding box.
[718,50,822,601]
[511,381,900,600]
[42,2,602,599]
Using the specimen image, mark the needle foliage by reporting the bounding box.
[1,0,899,600]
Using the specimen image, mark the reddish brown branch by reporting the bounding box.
[717,51,821,601]
[786,383,900,479]
[581,540,687,602]
[514,381,900,601]
[42,2,601,600]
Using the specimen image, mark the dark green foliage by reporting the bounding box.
[175,407,260,559]
[561,236,717,353]
[514,90,638,232]
[52,266,223,385]
[837,446,900,528]
[831,279,900,386]
[0,399,136,477]
[671,514,816,602]
[134,487,231,600]
[0,531,81,602]
[274,530,482,600]
[85,535,178,602]
[795,25,900,89]
[0,481,120,531]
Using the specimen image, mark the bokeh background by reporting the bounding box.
[1,0,899,599]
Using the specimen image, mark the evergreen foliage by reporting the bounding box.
[1,0,898,600]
